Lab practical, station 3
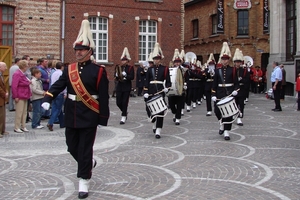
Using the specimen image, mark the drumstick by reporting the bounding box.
[151,87,171,96]
[216,89,240,101]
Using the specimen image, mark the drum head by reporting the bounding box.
[217,96,234,105]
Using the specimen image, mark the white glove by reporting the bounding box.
[122,71,127,76]
[247,67,250,72]
[238,77,242,81]
[232,90,238,96]
[212,96,217,102]
[115,72,118,77]
[259,77,262,81]
[41,102,50,110]
[163,88,169,93]
[183,85,187,90]
[144,93,149,98]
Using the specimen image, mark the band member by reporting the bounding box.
[233,49,250,126]
[115,47,135,124]
[185,59,203,111]
[144,43,171,139]
[180,50,186,116]
[211,42,239,140]
[42,19,109,199]
[204,53,216,116]
[168,49,186,125]
[253,65,263,93]
[136,61,147,96]
[195,61,205,106]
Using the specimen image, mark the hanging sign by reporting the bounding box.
[217,0,224,33]
[233,0,252,9]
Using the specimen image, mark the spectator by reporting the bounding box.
[280,64,286,100]
[30,68,45,129]
[8,58,21,111]
[136,62,147,96]
[296,73,300,111]
[47,62,66,131]
[12,60,32,133]
[22,55,32,123]
[271,61,282,112]
[0,62,9,138]
[37,58,50,119]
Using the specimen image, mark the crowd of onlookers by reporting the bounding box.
[7,55,67,134]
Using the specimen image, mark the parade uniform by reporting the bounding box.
[185,67,202,110]
[136,65,146,96]
[204,67,214,115]
[212,64,239,135]
[115,64,134,119]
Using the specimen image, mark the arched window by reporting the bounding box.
[89,17,108,62]
[139,20,157,61]
[0,6,14,47]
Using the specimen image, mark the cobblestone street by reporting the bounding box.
[0,93,299,200]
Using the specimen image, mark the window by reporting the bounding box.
[0,6,14,47]
[89,17,108,62]
[286,0,296,61]
[192,19,198,38]
[237,10,249,35]
[139,20,157,61]
[211,14,217,35]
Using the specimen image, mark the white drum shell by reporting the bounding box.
[216,97,239,118]
[168,67,183,96]
[146,95,168,116]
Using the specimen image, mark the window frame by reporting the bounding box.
[0,5,15,48]
[211,14,217,35]
[192,19,199,38]
[89,16,108,62]
[237,10,249,36]
[286,0,296,61]
[138,20,157,62]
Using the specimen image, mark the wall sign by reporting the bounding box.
[217,0,224,33]
[233,0,252,9]
[263,0,269,33]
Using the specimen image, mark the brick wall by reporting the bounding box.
[184,0,269,69]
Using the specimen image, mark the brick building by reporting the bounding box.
[63,0,183,92]
[0,0,61,66]
[184,0,270,74]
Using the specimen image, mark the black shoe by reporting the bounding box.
[219,130,224,135]
[224,136,230,140]
[9,109,15,112]
[175,122,180,125]
[187,110,190,112]
[120,121,125,125]
[273,109,282,112]
[155,134,161,139]
[78,192,88,199]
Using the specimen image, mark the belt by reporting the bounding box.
[218,83,234,87]
[150,81,164,84]
[239,83,244,85]
[189,78,201,81]
[206,79,213,82]
[68,94,99,101]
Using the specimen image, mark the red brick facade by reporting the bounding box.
[184,0,270,70]
[64,0,183,92]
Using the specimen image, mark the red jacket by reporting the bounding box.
[296,77,300,92]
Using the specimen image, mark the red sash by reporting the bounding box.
[68,63,100,113]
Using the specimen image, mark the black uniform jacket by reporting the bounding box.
[144,64,171,95]
[43,60,110,128]
[115,64,134,92]
[236,67,250,97]
[204,68,215,91]
[212,65,239,99]
[185,69,203,89]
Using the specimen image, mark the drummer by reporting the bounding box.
[211,42,239,140]
[204,53,216,116]
[233,48,250,126]
[168,49,186,125]
[143,43,171,139]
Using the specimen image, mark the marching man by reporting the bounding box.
[143,43,171,139]
[211,42,239,140]
[204,53,216,116]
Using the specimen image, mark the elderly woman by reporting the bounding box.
[11,60,32,133]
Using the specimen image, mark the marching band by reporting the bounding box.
[111,41,254,141]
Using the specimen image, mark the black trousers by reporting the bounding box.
[272,81,282,110]
[205,89,212,111]
[116,91,130,116]
[214,102,233,131]
[186,88,198,105]
[235,95,245,117]
[65,127,97,179]
[168,95,185,119]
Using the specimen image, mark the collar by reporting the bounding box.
[78,60,91,67]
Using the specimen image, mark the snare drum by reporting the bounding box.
[216,97,239,118]
[168,67,183,96]
[146,95,168,116]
